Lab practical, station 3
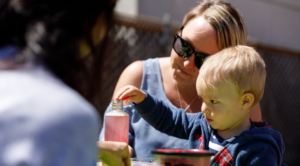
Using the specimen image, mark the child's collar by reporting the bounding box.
[250,119,272,129]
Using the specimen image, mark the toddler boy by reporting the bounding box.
[115,45,285,165]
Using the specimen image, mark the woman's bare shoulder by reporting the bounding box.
[159,57,170,63]
[111,60,143,100]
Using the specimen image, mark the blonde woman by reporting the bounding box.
[100,0,261,158]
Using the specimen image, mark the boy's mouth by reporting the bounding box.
[206,117,213,123]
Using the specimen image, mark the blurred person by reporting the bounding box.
[99,0,262,158]
[115,45,286,166]
[0,0,132,165]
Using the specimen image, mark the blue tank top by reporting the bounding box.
[100,58,189,157]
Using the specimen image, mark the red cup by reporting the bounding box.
[151,149,215,166]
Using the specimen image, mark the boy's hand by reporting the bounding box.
[115,85,146,104]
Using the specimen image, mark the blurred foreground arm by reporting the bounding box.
[98,140,133,166]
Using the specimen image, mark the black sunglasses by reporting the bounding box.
[173,33,208,69]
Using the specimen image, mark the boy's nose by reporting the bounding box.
[202,109,210,114]
[201,102,208,113]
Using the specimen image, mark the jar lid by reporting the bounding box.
[112,99,123,110]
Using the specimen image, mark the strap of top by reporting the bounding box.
[141,58,177,109]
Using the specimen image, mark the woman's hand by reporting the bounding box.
[115,85,146,104]
[98,140,133,166]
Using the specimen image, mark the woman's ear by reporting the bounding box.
[241,93,255,110]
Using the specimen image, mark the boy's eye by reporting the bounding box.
[211,100,218,104]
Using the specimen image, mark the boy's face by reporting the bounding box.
[196,77,249,131]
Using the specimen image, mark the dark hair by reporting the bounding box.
[0,0,116,112]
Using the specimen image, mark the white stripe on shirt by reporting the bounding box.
[209,141,225,152]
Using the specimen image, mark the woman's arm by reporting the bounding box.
[111,60,143,106]
[250,103,262,121]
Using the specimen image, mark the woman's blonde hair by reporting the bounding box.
[181,0,247,50]
[199,45,266,106]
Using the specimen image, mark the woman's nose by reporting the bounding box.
[183,54,196,68]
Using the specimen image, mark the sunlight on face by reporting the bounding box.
[196,77,247,132]
[171,16,219,85]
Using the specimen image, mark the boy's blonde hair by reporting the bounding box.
[199,45,266,106]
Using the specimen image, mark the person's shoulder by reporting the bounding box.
[113,60,143,95]
[0,65,98,120]
[239,126,284,146]
[239,137,277,149]
[0,65,99,141]
[247,125,284,143]
[232,127,285,164]
[122,60,144,84]
[36,75,99,123]
[123,60,143,77]
[158,57,170,63]
[234,138,283,166]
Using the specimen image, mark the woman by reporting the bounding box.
[0,0,131,165]
[100,0,261,158]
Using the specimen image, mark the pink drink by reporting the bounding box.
[104,99,129,143]
[104,115,129,143]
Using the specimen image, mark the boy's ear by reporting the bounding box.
[241,93,255,110]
